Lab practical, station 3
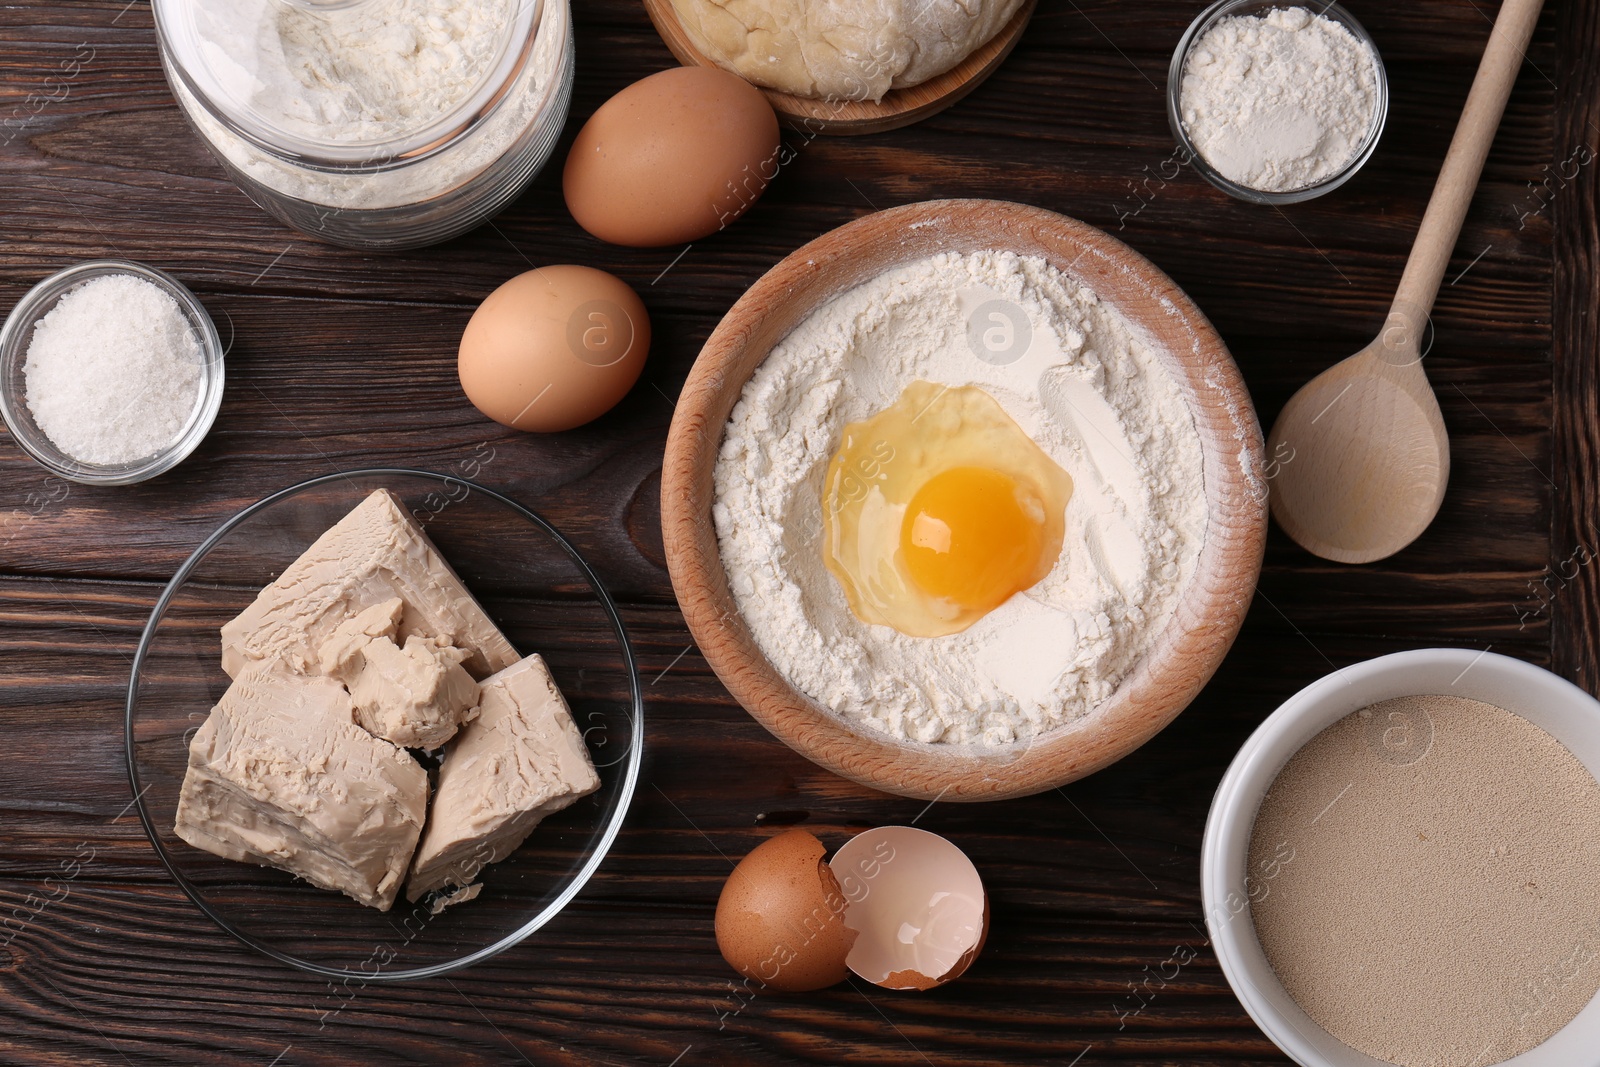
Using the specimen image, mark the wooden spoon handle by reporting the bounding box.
[1390,0,1546,335]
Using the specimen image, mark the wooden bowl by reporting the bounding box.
[661,200,1267,801]
[641,0,1037,135]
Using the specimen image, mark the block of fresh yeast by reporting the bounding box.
[220,488,519,681]
[407,655,600,899]
[174,663,428,911]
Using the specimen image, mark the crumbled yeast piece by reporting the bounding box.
[318,596,481,749]
[428,883,483,916]
[174,663,428,912]
[406,655,600,900]
[316,597,406,668]
[220,488,519,681]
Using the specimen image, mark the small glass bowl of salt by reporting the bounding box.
[0,260,225,485]
[1168,0,1389,204]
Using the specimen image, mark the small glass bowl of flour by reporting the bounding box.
[0,261,224,485]
[1168,0,1388,204]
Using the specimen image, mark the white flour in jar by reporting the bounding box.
[712,251,1208,746]
[168,0,568,209]
[195,0,514,144]
[1179,6,1380,193]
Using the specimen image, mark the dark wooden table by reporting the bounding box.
[2,1,1594,1063]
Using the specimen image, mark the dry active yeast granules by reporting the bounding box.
[1249,695,1600,1066]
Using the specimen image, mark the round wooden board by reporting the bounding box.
[661,200,1270,802]
[640,0,1039,135]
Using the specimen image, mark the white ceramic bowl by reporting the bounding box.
[1202,649,1600,1066]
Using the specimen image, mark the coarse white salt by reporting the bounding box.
[22,273,205,466]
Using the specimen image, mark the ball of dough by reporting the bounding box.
[669,0,1028,102]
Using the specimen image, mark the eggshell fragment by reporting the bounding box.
[715,829,857,992]
[829,826,988,991]
[563,66,781,247]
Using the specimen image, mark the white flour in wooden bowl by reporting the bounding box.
[712,251,1207,746]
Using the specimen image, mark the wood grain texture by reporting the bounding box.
[1550,0,1600,691]
[0,0,1572,1063]
[641,0,1038,134]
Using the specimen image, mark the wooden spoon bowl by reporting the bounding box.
[661,200,1267,801]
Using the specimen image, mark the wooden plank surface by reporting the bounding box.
[0,0,1575,1063]
[1552,0,1600,690]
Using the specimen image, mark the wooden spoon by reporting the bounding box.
[1266,0,1546,564]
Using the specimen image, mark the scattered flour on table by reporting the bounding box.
[712,250,1207,746]
[1179,6,1380,193]
[22,274,204,466]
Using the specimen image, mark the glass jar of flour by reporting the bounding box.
[152,0,573,250]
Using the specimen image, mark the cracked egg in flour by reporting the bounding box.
[712,249,1209,745]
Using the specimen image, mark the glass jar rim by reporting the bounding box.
[151,0,544,169]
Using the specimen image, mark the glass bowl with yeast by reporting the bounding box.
[126,470,642,980]
[662,199,1269,801]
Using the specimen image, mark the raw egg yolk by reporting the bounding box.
[821,381,1073,638]
[900,466,1046,615]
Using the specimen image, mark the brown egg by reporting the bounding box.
[458,266,650,433]
[714,829,857,992]
[563,66,781,247]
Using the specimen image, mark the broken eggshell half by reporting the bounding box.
[830,825,988,990]
[714,826,987,993]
